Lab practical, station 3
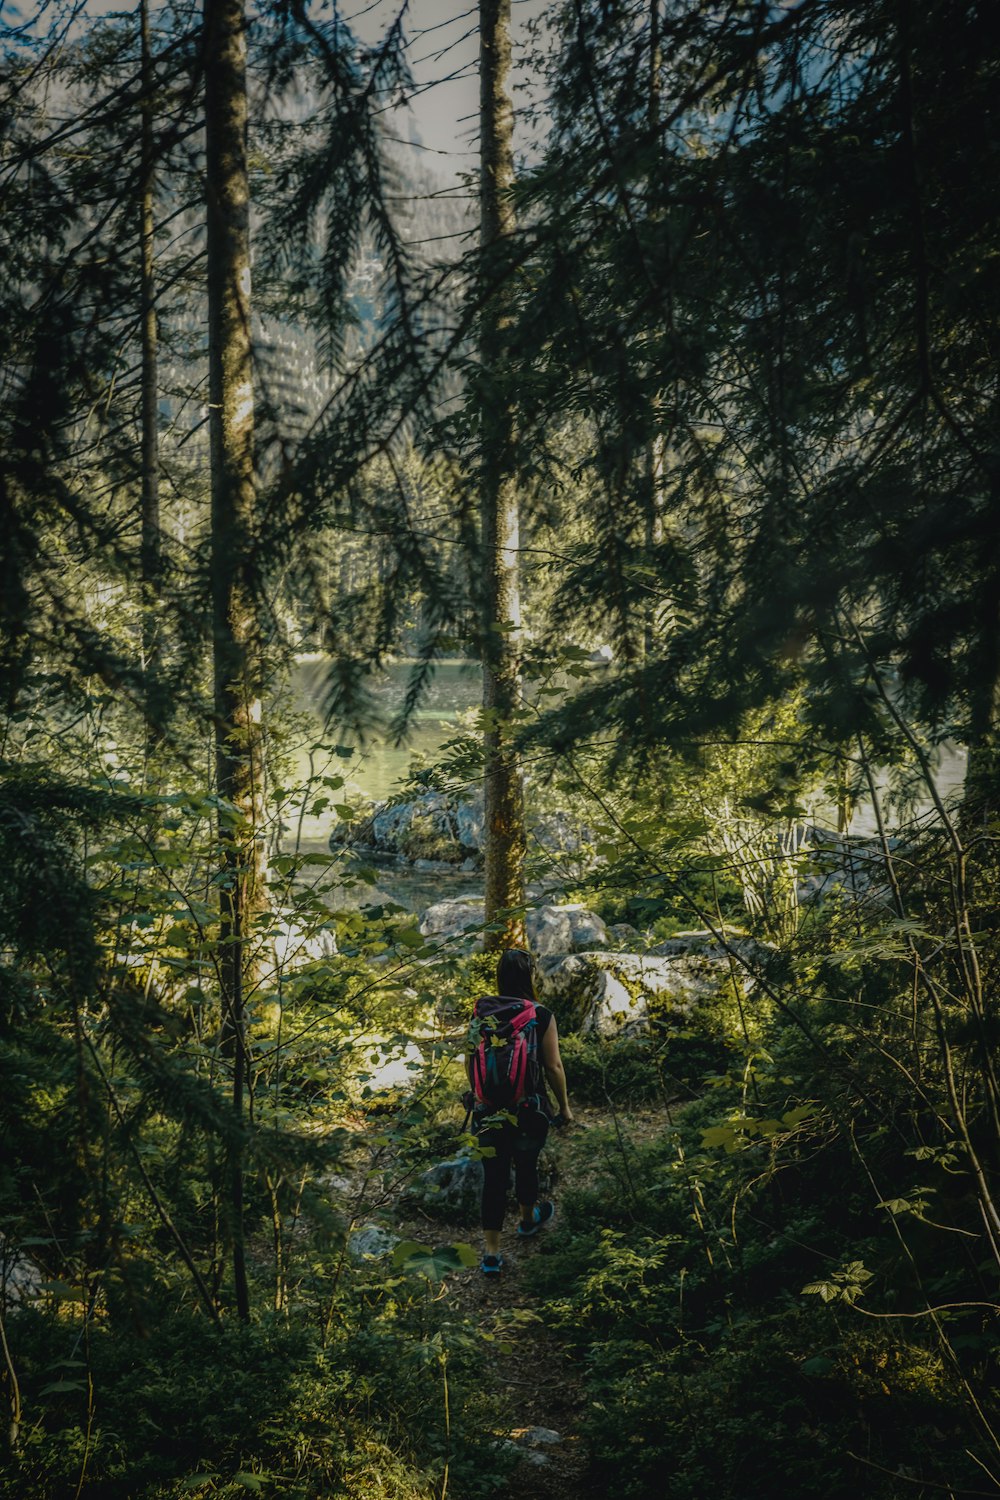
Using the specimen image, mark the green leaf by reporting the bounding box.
[802,1281,840,1302]
[781,1105,815,1127]
[392,1240,477,1280]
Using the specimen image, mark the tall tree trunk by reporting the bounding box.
[643,0,664,661]
[479,0,525,952]
[139,0,161,740]
[963,467,1000,829]
[204,0,260,1323]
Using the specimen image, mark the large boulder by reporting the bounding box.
[532,811,594,856]
[336,790,484,866]
[539,937,756,1035]
[420,899,607,956]
[332,788,594,870]
[402,1153,484,1224]
[419,895,485,943]
[526,903,607,956]
[526,905,573,956]
[455,794,485,853]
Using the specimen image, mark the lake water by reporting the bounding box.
[271,655,968,910]
[276,656,483,851]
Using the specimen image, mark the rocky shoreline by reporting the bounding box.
[329,786,593,873]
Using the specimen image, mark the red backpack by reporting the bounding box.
[469,995,541,1114]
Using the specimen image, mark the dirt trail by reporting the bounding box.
[393,1111,602,1500]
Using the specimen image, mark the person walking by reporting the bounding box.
[466,947,573,1276]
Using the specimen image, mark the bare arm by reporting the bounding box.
[540,1014,573,1121]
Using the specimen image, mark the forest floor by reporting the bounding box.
[386,1103,668,1500]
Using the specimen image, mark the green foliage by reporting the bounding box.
[2,1277,506,1500]
[559,1024,732,1108]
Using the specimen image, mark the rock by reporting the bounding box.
[511,1449,551,1468]
[540,944,754,1035]
[532,810,593,856]
[513,1427,562,1449]
[650,929,772,969]
[318,1172,354,1197]
[372,799,417,849]
[455,793,485,852]
[419,895,485,944]
[422,898,606,956]
[526,905,574,956]
[332,786,595,870]
[350,790,483,866]
[349,1224,400,1260]
[606,922,642,948]
[403,1153,484,1223]
[567,906,607,949]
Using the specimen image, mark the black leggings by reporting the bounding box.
[475,1108,550,1232]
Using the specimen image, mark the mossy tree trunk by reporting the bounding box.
[479,0,526,952]
[139,0,161,739]
[204,0,261,1322]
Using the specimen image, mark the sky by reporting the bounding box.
[343,0,553,175]
[60,0,556,180]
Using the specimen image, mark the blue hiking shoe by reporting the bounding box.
[481,1254,503,1276]
[517,1201,555,1237]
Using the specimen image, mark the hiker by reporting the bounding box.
[466,947,574,1276]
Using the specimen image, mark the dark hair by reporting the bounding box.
[496,948,536,1001]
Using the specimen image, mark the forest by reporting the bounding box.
[2,0,1000,1495]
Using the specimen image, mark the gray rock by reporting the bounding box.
[372,800,416,848]
[349,1224,400,1260]
[335,787,596,871]
[532,810,592,855]
[419,896,485,944]
[526,905,574,956]
[540,947,754,1035]
[606,922,642,948]
[421,898,606,957]
[513,1427,563,1448]
[650,929,772,969]
[455,793,485,852]
[567,906,607,949]
[403,1154,484,1223]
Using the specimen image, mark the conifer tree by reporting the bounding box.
[479,0,526,951]
[139,0,162,738]
[204,0,260,1322]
